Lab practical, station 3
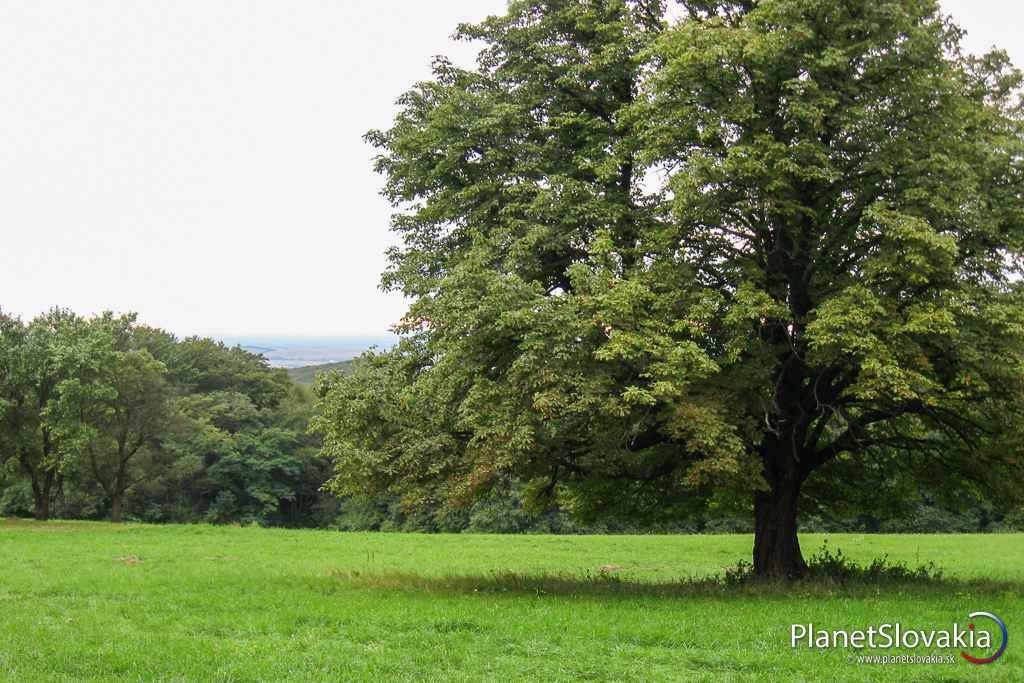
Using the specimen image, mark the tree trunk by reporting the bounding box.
[752,437,808,578]
[753,482,807,577]
[32,470,55,521]
[110,492,124,523]
[110,466,127,523]
[33,494,50,521]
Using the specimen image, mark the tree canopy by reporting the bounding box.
[317,0,1024,576]
[0,309,332,526]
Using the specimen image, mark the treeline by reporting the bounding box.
[0,309,335,525]
[1,309,1020,533]
[329,482,1024,535]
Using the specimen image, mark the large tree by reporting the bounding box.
[317,0,1024,576]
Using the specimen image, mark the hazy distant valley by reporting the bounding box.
[217,335,397,369]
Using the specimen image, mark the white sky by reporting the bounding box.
[0,1,1017,336]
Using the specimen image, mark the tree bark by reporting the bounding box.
[752,437,808,578]
[110,464,128,523]
[33,493,50,521]
[31,469,55,521]
[110,492,123,523]
[753,479,807,578]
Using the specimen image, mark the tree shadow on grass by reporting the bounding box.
[321,566,1024,600]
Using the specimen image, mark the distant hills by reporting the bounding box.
[218,335,397,369]
[286,360,354,385]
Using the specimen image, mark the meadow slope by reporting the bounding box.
[285,360,353,386]
[0,520,1019,682]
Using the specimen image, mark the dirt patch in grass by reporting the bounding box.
[0,518,144,533]
[0,518,91,532]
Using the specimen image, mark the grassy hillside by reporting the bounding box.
[286,360,353,385]
[0,520,1018,681]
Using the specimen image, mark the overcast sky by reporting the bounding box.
[0,1,1017,337]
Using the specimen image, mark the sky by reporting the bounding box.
[0,1,1018,337]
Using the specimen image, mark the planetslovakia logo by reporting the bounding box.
[961,612,1008,665]
[791,612,1007,665]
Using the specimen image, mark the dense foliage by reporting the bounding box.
[0,309,334,526]
[0,308,1019,534]
[316,0,1024,576]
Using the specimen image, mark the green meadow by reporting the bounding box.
[0,520,1019,682]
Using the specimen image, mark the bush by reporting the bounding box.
[806,541,944,583]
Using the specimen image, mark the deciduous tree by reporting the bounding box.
[318,0,1024,576]
[86,345,171,523]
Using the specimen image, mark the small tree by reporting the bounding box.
[318,0,1024,576]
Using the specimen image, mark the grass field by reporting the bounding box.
[0,520,1019,681]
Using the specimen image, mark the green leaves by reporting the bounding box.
[0,308,323,524]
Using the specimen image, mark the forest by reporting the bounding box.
[0,309,329,527]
